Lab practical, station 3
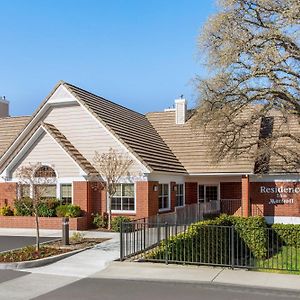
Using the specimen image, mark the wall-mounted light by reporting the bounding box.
[153,185,158,192]
[173,185,177,192]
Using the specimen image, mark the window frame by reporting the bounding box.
[60,183,73,204]
[175,183,185,207]
[198,184,219,203]
[111,183,136,214]
[158,183,170,212]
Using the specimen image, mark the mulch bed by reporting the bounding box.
[0,238,108,263]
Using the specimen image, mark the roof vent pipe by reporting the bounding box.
[175,98,187,125]
[0,96,9,118]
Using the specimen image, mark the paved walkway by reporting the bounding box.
[93,261,300,292]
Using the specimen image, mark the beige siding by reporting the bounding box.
[11,131,80,178]
[44,104,143,174]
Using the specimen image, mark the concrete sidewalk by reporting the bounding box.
[0,227,111,238]
[91,261,300,292]
[26,231,120,278]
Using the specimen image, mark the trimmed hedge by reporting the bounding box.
[272,224,300,247]
[148,215,268,263]
[56,204,82,218]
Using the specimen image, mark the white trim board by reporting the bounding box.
[265,216,300,225]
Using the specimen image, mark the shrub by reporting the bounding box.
[111,216,132,232]
[92,213,108,229]
[272,224,300,247]
[56,204,82,218]
[37,199,60,217]
[0,205,14,216]
[14,197,33,216]
[70,232,85,243]
[148,214,268,263]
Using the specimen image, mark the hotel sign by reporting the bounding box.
[260,185,299,205]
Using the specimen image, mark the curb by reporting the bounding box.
[0,246,93,270]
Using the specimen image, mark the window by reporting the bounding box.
[60,184,72,204]
[159,184,169,210]
[176,184,184,207]
[198,185,218,203]
[35,185,56,200]
[20,185,30,198]
[34,166,56,178]
[111,184,135,211]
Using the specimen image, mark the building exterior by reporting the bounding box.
[0,81,299,229]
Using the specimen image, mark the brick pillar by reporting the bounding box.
[73,181,89,213]
[170,182,176,211]
[185,182,198,204]
[0,182,17,207]
[135,181,159,219]
[241,176,250,217]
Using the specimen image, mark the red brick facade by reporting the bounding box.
[250,182,300,217]
[0,182,17,208]
[185,182,198,205]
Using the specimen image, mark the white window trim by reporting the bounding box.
[198,184,219,203]
[159,183,171,212]
[175,183,185,207]
[111,183,136,214]
[59,183,73,204]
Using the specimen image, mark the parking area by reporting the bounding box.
[0,236,58,252]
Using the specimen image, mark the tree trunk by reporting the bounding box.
[107,194,112,230]
[34,211,40,253]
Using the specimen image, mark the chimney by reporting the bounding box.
[0,96,9,118]
[175,98,187,125]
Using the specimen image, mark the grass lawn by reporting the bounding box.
[256,246,300,275]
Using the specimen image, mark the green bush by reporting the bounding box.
[272,224,300,247]
[92,213,108,229]
[14,197,33,216]
[111,216,132,232]
[148,215,268,263]
[0,205,14,216]
[37,199,60,217]
[56,204,82,218]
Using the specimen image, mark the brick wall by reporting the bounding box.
[0,216,88,230]
[242,176,250,217]
[0,182,17,207]
[250,182,300,217]
[135,181,159,219]
[170,182,176,211]
[220,182,242,199]
[185,182,197,205]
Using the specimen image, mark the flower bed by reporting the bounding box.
[0,215,88,230]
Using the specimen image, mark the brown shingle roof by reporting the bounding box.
[146,111,256,174]
[0,116,31,157]
[42,122,99,176]
[63,82,187,174]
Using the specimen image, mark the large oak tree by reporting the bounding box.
[193,0,300,173]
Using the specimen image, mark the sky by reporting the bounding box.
[0,0,217,116]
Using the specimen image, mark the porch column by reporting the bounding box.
[241,175,250,217]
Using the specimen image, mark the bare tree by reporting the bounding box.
[16,163,56,252]
[93,148,133,229]
[193,0,300,173]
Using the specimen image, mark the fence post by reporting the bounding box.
[165,222,169,265]
[120,221,124,261]
[143,218,146,250]
[231,225,235,269]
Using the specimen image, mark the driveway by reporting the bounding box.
[0,236,58,252]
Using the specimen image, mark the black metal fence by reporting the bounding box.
[120,222,300,272]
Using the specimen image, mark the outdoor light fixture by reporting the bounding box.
[153,185,158,192]
[173,185,177,192]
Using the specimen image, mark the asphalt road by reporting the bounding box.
[0,236,58,252]
[33,278,300,300]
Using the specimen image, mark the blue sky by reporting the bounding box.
[0,0,216,116]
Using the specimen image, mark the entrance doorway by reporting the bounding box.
[198,184,219,214]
